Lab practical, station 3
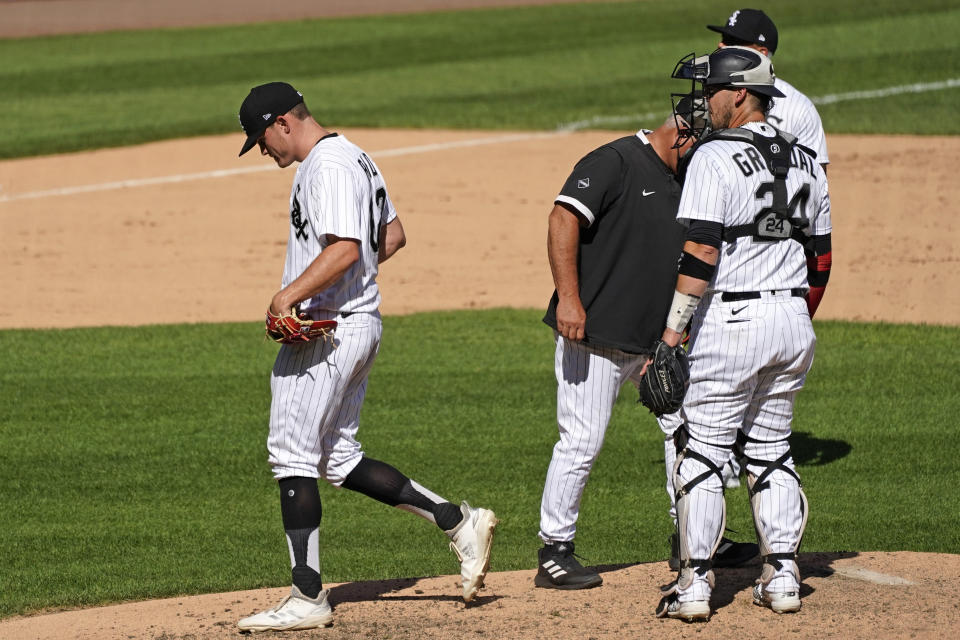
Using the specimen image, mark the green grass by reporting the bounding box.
[1,310,958,616]
[1,0,958,158]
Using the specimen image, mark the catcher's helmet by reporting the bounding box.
[676,46,785,98]
[670,46,783,144]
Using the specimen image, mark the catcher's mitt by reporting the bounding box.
[265,307,337,345]
[637,340,690,416]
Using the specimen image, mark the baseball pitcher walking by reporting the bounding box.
[233,82,498,632]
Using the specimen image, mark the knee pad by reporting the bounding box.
[672,426,730,589]
[738,432,808,587]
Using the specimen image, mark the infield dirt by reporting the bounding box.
[2,128,958,329]
[1,1,958,638]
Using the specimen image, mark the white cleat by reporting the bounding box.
[657,596,712,622]
[447,501,499,602]
[237,585,333,631]
[753,583,801,613]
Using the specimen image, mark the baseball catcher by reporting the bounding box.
[637,340,690,416]
[265,307,337,344]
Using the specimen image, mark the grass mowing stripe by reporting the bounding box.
[4,69,957,204]
[0,0,958,158]
[1,310,958,616]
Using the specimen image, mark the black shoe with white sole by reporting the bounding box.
[534,542,603,590]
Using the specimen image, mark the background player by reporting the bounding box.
[658,7,832,570]
[536,108,699,589]
[233,82,497,632]
[656,47,832,621]
[711,6,832,319]
[708,8,829,171]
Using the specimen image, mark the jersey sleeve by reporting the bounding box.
[555,146,623,226]
[368,154,398,225]
[307,168,364,241]
[383,190,398,225]
[810,176,832,236]
[677,146,728,225]
[797,107,830,164]
[795,104,829,165]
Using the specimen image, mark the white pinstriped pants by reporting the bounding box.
[268,311,381,484]
[676,293,815,600]
[539,334,647,543]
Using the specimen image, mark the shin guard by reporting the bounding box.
[739,433,808,589]
[670,426,728,593]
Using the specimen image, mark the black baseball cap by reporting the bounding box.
[237,82,304,156]
[707,8,779,55]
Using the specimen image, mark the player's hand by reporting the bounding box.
[556,296,586,342]
[661,327,683,348]
[269,290,296,317]
[639,357,652,377]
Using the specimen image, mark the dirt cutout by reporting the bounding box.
[2,129,958,329]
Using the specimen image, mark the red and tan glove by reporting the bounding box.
[265,308,337,344]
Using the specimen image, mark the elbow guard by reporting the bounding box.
[678,251,716,281]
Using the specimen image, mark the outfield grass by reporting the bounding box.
[2,0,959,621]
[1,0,958,158]
[1,310,958,616]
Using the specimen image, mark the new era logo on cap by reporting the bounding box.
[237,82,304,156]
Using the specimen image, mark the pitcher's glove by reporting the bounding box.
[637,340,690,416]
[265,307,337,344]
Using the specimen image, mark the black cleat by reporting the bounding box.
[713,536,760,568]
[534,542,603,590]
[668,533,759,571]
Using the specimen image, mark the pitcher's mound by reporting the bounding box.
[1,551,956,639]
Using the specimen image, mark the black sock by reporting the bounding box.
[279,477,323,598]
[342,457,464,531]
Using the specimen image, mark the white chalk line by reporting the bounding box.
[813,78,960,105]
[0,78,956,204]
[0,131,567,204]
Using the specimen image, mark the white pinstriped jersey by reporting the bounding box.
[282,134,397,314]
[678,121,831,293]
[768,77,829,164]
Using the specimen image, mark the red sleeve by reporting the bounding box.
[806,250,832,318]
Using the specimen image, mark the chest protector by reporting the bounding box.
[695,128,816,247]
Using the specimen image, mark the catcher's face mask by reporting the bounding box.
[670,90,708,149]
[670,52,712,146]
